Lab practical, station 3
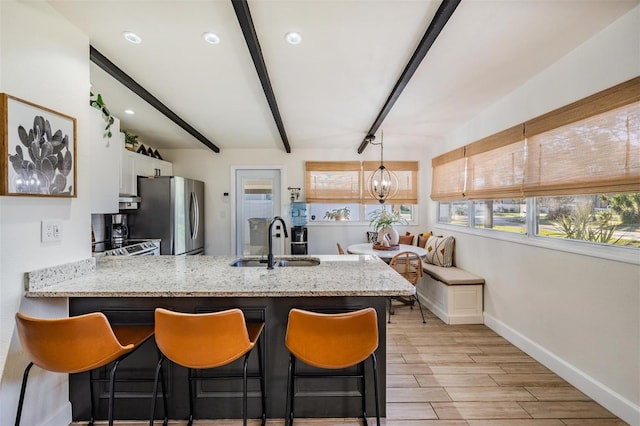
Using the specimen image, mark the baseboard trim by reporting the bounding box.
[484,312,640,426]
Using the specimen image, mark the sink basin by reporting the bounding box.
[230,257,320,267]
[229,259,269,267]
[275,258,321,267]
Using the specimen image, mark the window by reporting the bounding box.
[305,161,361,203]
[474,199,526,234]
[434,77,640,250]
[536,193,639,247]
[308,203,416,223]
[305,161,419,223]
[438,201,468,226]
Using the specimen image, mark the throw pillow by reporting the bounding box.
[417,232,432,248]
[366,231,378,243]
[424,235,455,267]
[398,232,414,245]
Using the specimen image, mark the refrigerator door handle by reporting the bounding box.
[190,191,199,240]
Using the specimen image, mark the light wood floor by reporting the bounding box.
[86,303,628,425]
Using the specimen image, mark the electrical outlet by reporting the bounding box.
[42,220,62,242]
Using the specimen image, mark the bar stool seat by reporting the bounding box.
[151,307,266,426]
[285,307,380,426]
[14,312,154,426]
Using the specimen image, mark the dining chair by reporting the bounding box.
[14,312,155,426]
[151,308,266,426]
[285,307,380,426]
[337,243,345,254]
[388,251,426,324]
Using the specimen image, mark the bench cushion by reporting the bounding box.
[422,263,485,285]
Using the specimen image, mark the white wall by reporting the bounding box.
[164,147,432,256]
[0,1,90,425]
[431,6,639,424]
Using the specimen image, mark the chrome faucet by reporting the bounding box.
[267,216,289,269]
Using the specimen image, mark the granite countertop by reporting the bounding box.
[25,255,416,298]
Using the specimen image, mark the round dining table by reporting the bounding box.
[347,243,428,262]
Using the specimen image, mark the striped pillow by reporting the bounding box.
[424,235,455,267]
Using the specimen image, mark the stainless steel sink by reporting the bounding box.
[230,257,320,267]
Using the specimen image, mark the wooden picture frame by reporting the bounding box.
[0,94,77,197]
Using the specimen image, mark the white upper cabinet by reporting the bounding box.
[89,107,121,213]
[134,153,173,178]
[119,148,173,198]
[120,148,136,196]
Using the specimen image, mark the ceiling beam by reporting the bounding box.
[232,0,292,153]
[357,0,462,154]
[90,46,220,153]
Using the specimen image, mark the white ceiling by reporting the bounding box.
[49,0,638,153]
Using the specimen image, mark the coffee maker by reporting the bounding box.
[107,214,128,247]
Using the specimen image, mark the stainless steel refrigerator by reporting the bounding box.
[130,176,204,255]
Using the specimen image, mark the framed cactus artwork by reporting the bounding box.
[0,94,77,197]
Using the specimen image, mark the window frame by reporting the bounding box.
[436,198,639,265]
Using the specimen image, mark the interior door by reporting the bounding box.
[235,169,282,256]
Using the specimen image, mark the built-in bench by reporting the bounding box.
[419,263,485,325]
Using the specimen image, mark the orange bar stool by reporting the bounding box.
[151,308,266,426]
[14,312,155,426]
[284,308,380,426]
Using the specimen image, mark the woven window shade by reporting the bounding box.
[524,101,640,196]
[465,125,526,200]
[305,161,361,203]
[431,148,465,201]
[431,77,640,202]
[363,161,419,204]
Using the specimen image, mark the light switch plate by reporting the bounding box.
[42,220,62,242]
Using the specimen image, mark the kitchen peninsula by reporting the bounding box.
[26,254,414,422]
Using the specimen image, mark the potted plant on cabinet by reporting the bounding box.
[123,131,139,151]
[324,207,351,221]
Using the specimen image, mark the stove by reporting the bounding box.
[93,240,160,256]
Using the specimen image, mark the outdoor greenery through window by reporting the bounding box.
[439,193,640,248]
[537,193,639,247]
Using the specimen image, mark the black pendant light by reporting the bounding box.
[367,130,398,204]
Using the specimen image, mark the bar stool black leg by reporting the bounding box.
[360,360,368,426]
[371,353,381,426]
[257,335,266,425]
[88,368,96,426]
[107,359,122,426]
[150,355,167,426]
[285,355,296,426]
[14,362,33,426]
[187,368,195,426]
[243,354,250,426]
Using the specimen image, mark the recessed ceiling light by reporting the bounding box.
[124,109,135,115]
[202,32,220,45]
[285,31,302,45]
[122,31,142,44]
